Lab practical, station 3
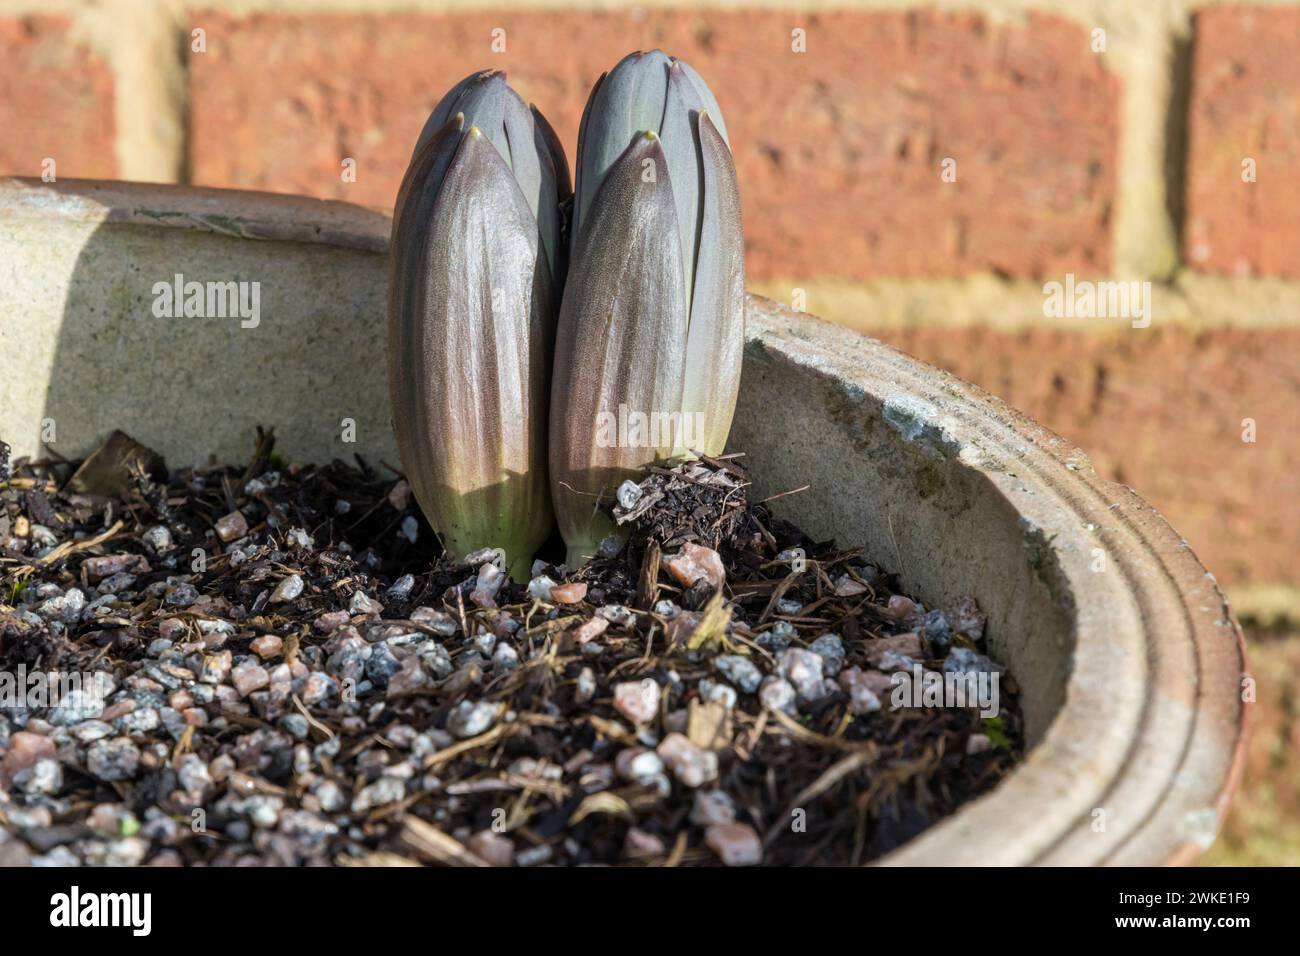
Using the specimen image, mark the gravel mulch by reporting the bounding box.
[0,430,1020,866]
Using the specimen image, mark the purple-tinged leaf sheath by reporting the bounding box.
[572,52,672,252]
[388,125,553,581]
[531,104,572,296]
[415,71,567,292]
[550,133,688,566]
[570,69,605,252]
[678,112,745,458]
[531,104,572,201]
[674,59,730,146]
[659,63,702,307]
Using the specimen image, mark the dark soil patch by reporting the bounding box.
[0,430,1020,867]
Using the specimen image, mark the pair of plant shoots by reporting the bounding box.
[388,51,744,580]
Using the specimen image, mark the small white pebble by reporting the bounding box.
[270,574,304,604]
[527,575,556,602]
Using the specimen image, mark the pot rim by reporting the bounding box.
[741,299,1250,865]
[0,176,1249,865]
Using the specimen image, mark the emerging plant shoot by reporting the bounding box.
[550,51,745,566]
[388,71,569,580]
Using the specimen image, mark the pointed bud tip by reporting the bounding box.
[643,130,658,141]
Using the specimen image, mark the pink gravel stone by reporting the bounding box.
[833,574,868,596]
[201,650,232,684]
[215,510,249,542]
[1,731,56,787]
[690,790,737,826]
[886,595,916,620]
[705,822,763,866]
[571,617,609,644]
[386,659,434,699]
[468,830,514,867]
[614,747,664,782]
[842,666,895,698]
[313,610,351,633]
[839,667,885,714]
[623,827,666,860]
[550,582,588,605]
[100,700,136,721]
[613,679,661,725]
[866,632,923,667]
[250,635,284,660]
[231,662,270,697]
[656,732,719,788]
[664,542,725,592]
[469,589,498,609]
[83,553,151,582]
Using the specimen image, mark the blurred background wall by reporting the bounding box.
[2,0,1296,862]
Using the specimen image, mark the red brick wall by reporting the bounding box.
[1,3,1297,601]
[186,9,1118,280]
[0,17,116,180]
[871,323,1300,588]
[1185,7,1300,277]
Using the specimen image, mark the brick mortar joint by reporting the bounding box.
[20,0,188,181]
[749,273,1300,330]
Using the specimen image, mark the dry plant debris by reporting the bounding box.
[0,431,1020,867]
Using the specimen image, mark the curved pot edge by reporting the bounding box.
[742,301,1250,865]
[0,176,390,254]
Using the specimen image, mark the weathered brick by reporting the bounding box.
[1186,8,1300,277]
[0,16,116,179]
[188,9,1118,280]
[869,325,1299,588]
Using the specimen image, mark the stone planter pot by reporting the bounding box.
[0,178,1248,865]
